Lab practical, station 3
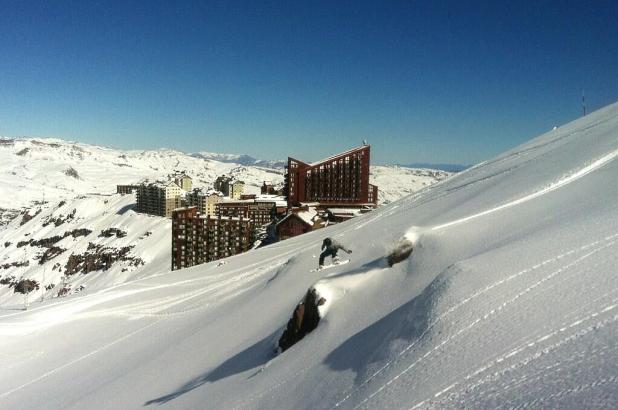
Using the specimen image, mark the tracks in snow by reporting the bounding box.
[331,233,618,409]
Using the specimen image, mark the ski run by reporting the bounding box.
[1,102,618,409]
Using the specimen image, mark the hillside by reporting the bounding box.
[0,141,449,305]
[1,102,617,409]
[0,138,449,225]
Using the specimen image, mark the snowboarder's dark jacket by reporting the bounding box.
[321,238,350,253]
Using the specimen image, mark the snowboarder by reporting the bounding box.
[319,237,352,269]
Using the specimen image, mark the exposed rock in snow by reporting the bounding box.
[386,232,417,267]
[279,287,327,352]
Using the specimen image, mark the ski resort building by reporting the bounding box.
[216,200,277,227]
[261,181,283,196]
[230,180,245,199]
[214,175,245,199]
[135,181,183,217]
[185,188,224,216]
[171,207,253,270]
[172,172,193,191]
[284,145,378,208]
[275,205,327,240]
[116,184,138,195]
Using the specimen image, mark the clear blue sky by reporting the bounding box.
[0,1,616,165]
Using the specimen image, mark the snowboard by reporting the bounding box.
[311,259,350,272]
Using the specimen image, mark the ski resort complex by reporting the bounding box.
[0,102,617,409]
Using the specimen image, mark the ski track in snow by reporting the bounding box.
[0,259,291,399]
[0,319,162,399]
[330,235,618,409]
[431,149,618,231]
[359,241,617,409]
[0,255,293,334]
[2,108,618,409]
[424,257,618,407]
[276,148,618,409]
[423,312,618,410]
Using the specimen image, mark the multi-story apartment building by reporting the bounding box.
[171,207,254,271]
[171,207,205,270]
[173,172,193,191]
[136,181,183,217]
[214,175,245,199]
[214,175,232,196]
[216,200,276,227]
[230,180,245,199]
[116,184,138,195]
[284,145,378,208]
[185,188,224,216]
[261,181,283,196]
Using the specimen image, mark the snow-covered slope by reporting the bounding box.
[0,138,448,224]
[0,195,171,306]
[0,139,284,213]
[191,151,286,169]
[370,166,450,204]
[0,139,449,305]
[1,102,617,409]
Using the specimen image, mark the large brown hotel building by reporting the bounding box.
[171,207,254,271]
[285,145,378,208]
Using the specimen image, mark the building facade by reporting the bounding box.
[261,182,283,196]
[284,145,378,208]
[214,176,232,196]
[186,188,223,216]
[275,205,326,240]
[173,173,193,191]
[216,200,276,227]
[136,181,183,217]
[116,184,138,195]
[171,207,254,271]
[230,180,245,199]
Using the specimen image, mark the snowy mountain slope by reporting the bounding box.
[1,102,617,409]
[370,166,451,204]
[0,139,448,305]
[0,138,448,226]
[0,194,171,306]
[0,138,283,214]
[191,151,286,169]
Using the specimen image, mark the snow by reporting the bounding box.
[0,140,446,306]
[0,137,444,221]
[1,102,617,409]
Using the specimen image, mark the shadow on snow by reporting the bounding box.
[324,266,452,386]
[144,331,279,406]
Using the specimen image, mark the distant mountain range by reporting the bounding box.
[191,152,286,169]
[398,163,471,172]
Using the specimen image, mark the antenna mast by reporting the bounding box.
[582,89,586,116]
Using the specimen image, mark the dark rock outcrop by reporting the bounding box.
[64,166,80,179]
[66,228,92,238]
[57,286,71,297]
[30,235,63,247]
[0,275,16,285]
[1,260,29,270]
[12,279,39,294]
[42,209,76,227]
[17,229,92,252]
[20,209,41,226]
[65,244,143,276]
[279,287,326,352]
[17,239,33,248]
[99,228,127,238]
[387,237,414,267]
[38,246,66,264]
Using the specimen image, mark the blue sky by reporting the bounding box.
[0,1,616,165]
